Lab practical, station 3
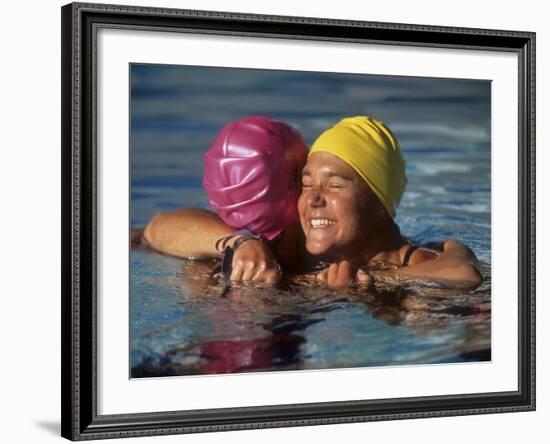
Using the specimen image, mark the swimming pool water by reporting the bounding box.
[130,65,491,377]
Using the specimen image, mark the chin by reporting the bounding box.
[305,240,330,256]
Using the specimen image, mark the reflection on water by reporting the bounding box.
[131,257,490,377]
[130,64,491,377]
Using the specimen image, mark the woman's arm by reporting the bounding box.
[143,208,232,259]
[317,239,482,290]
[372,239,482,289]
[143,208,282,283]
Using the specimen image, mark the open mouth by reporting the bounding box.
[309,218,336,229]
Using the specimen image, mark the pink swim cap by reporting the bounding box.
[203,116,308,240]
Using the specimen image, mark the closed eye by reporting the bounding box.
[328,180,349,189]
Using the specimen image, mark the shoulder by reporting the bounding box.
[402,244,440,266]
[401,239,478,267]
[441,239,479,262]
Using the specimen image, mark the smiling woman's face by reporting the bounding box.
[298,152,386,258]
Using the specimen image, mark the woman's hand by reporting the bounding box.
[230,240,282,284]
[316,260,373,288]
[316,240,482,291]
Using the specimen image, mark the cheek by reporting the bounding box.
[332,195,366,233]
[297,194,307,226]
[331,195,358,221]
[297,192,305,211]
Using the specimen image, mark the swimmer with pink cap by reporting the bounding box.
[203,115,308,242]
[142,115,307,283]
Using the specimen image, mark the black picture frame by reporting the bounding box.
[61,2,536,440]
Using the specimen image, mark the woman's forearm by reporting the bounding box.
[370,264,480,290]
[371,240,482,290]
[143,208,233,259]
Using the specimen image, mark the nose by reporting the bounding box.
[305,188,326,207]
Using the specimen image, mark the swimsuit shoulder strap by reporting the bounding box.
[402,244,419,267]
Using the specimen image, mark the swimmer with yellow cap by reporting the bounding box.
[299,116,482,289]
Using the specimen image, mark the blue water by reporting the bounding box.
[130,64,491,377]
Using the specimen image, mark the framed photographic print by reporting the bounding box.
[61,2,535,440]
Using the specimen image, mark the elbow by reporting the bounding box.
[143,212,166,249]
[453,263,482,290]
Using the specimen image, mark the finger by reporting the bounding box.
[229,261,243,281]
[251,262,269,281]
[327,263,339,286]
[356,268,372,284]
[230,259,244,281]
[240,262,256,281]
[255,262,281,283]
[316,268,328,282]
[334,260,354,287]
[328,261,353,288]
[263,268,282,285]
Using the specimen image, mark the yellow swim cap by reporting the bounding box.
[310,116,407,218]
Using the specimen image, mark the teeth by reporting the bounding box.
[310,218,336,228]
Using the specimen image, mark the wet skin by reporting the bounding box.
[298,151,390,260]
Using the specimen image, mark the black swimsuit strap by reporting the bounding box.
[402,245,419,267]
